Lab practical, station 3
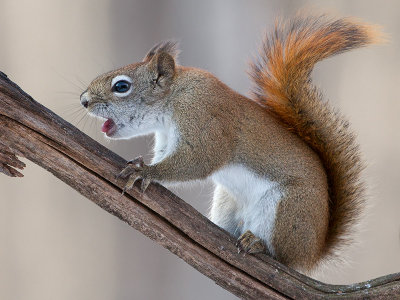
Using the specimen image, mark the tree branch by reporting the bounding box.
[0,71,399,299]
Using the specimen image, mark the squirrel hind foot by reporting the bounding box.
[236,230,266,254]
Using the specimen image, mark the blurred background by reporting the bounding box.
[0,0,399,299]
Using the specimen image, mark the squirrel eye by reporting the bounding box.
[112,80,131,93]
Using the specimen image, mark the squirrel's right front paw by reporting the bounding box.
[117,156,152,193]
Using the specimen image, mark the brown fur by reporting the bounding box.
[82,14,381,273]
[249,14,381,260]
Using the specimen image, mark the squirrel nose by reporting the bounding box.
[80,90,90,108]
[81,99,89,108]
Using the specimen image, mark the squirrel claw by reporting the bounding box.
[125,173,142,191]
[236,230,266,255]
[117,156,144,179]
[118,156,152,194]
[140,178,151,193]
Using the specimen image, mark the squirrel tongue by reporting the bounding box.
[101,118,117,136]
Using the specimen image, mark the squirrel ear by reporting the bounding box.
[149,52,175,85]
[145,41,179,87]
[143,40,180,62]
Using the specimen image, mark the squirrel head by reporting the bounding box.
[80,41,180,139]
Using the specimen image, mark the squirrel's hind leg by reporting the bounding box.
[209,185,241,238]
[210,184,273,256]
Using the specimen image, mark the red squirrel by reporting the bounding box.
[80,14,381,272]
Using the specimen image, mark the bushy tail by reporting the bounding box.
[250,14,382,258]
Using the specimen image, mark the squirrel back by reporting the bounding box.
[249,15,381,258]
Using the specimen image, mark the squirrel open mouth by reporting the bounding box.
[101,118,117,137]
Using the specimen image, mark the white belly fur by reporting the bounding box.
[211,164,282,255]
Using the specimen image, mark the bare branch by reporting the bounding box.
[0,71,399,299]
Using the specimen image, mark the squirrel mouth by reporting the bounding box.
[101,118,117,137]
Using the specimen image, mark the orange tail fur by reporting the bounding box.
[250,14,382,258]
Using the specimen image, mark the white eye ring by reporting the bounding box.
[111,75,133,97]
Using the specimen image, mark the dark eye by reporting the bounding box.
[112,80,131,93]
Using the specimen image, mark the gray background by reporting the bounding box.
[0,1,399,299]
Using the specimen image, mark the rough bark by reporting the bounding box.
[0,71,399,299]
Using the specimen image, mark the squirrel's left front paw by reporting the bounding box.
[117,156,152,193]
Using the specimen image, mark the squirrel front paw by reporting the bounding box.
[117,156,152,193]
